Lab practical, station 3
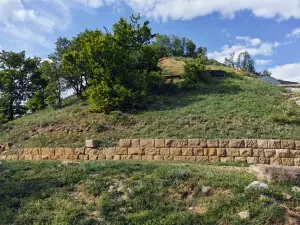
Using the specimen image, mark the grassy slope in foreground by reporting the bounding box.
[1,71,300,148]
[1,161,299,224]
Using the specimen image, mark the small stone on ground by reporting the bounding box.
[238,210,250,220]
[202,186,213,195]
[245,181,268,191]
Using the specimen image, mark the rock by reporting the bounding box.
[283,193,293,200]
[248,165,300,185]
[202,186,213,195]
[292,186,300,193]
[85,140,100,148]
[61,161,81,166]
[245,181,268,191]
[238,210,250,220]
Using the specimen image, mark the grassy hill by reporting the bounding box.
[1,161,299,224]
[1,57,300,148]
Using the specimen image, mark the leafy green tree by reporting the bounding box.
[171,35,183,56]
[238,51,255,73]
[152,34,171,58]
[180,37,187,56]
[261,69,272,76]
[183,57,207,87]
[196,47,207,57]
[224,52,235,68]
[0,51,39,122]
[186,39,197,57]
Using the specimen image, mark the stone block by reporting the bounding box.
[164,156,174,161]
[41,148,55,155]
[282,158,294,166]
[257,140,268,149]
[166,139,188,148]
[294,158,300,166]
[7,155,18,160]
[55,148,65,156]
[85,140,100,148]
[295,141,300,150]
[154,155,164,161]
[173,156,187,162]
[24,155,33,160]
[234,157,247,163]
[219,139,229,148]
[159,148,170,155]
[188,139,200,147]
[115,147,128,155]
[119,139,131,148]
[75,148,85,155]
[128,148,143,155]
[103,147,116,155]
[182,148,193,156]
[264,149,276,158]
[196,156,209,163]
[193,148,204,156]
[281,140,295,149]
[79,155,89,161]
[41,155,51,160]
[253,149,264,157]
[209,156,220,162]
[245,139,258,148]
[86,148,100,155]
[142,155,154,161]
[258,157,270,164]
[140,139,155,148]
[106,155,115,160]
[290,150,300,158]
[186,156,196,162]
[88,155,97,160]
[217,148,226,157]
[207,139,219,148]
[227,148,240,157]
[204,148,217,156]
[69,155,79,160]
[33,155,42,160]
[31,148,40,155]
[169,148,182,156]
[229,139,245,148]
[240,148,252,157]
[270,157,282,165]
[200,139,208,148]
[112,155,120,161]
[97,155,105,161]
[220,157,234,163]
[276,149,290,158]
[65,148,75,155]
[155,139,165,148]
[0,155,7,160]
[18,155,25,160]
[59,155,69,160]
[247,157,259,164]
[268,140,281,149]
[144,148,159,156]
[121,155,133,160]
[132,155,142,160]
[131,139,140,148]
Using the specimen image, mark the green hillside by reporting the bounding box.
[1,59,300,148]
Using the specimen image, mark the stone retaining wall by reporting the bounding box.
[1,139,300,166]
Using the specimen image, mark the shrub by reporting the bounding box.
[183,57,207,87]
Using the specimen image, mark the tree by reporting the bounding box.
[196,47,207,57]
[186,39,197,57]
[153,34,171,58]
[171,35,182,56]
[180,37,187,56]
[0,51,39,122]
[237,51,255,73]
[261,69,272,76]
[224,52,235,68]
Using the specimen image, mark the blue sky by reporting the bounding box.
[2,0,300,81]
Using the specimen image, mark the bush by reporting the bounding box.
[183,57,208,87]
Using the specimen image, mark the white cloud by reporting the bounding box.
[286,28,300,38]
[208,36,280,63]
[256,59,272,66]
[270,63,300,82]
[222,29,231,38]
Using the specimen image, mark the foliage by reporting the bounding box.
[183,57,207,87]
[224,52,235,68]
[237,51,255,73]
[260,69,272,76]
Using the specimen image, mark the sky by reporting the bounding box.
[1,0,300,82]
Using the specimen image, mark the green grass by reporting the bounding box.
[1,161,299,224]
[2,71,300,148]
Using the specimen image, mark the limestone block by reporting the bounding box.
[112,155,120,161]
[144,148,159,156]
[121,155,132,160]
[65,148,75,155]
[188,139,200,147]
[221,157,234,163]
[166,139,188,148]
[270,157,282,165]
[86,148,100,156]
[295,141,300,150]
[164,156,174,161]
[227,148,240,157]
[33,155,42,160]
[85,140,100,148]
[55,148,65,156]
[103,147,116,155]
[69,155,79,160]
[253,149,264,157]
[247,157,259,164]
[140,139,155,148]
[186,156,196,162]
[196,156,209,163]
[41,155,51,160]
[282,158,294,166]
[200,139,208,148]
[182,148,193,156]
[155,139,165,148]
[59,155,69,160]
[131,139,140,148]
[217,148,226,157]
[154,155,164,161]
[105,155,114,160]
[258,157,270,164]
[294,158,300,166]
[276,149,290,158]
[24,155,33,160]
[245,139,258,148]
[119,139,131,148]
[207,139,219,148]
[115,147,128,155]
[240,148,252,157]
[18,155,25,160]
[88,155,98,160]
[234,157,247,163]
[173,156,187,162]
[142,155,154,161]
[290,150,300,158]
[79,155,89,160]
[169,148,182,156]
[31,148,40,155]
[75,148,85,155]
[41,148,55,155]
[97,155,105,161]
[7,155,18,160]
[132,155,142,160]
[268,140,281,149]
[281,140,295,149]
[0,155,7,160]
[193,148,204,156]
[128,148,143,155]
[204,148,217,156]
[264,149,276,158]
[159,148,170,155]
[209,156,220,162]
[229,139,245,148]
[257,140,268,149]
[219,139,229,148]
